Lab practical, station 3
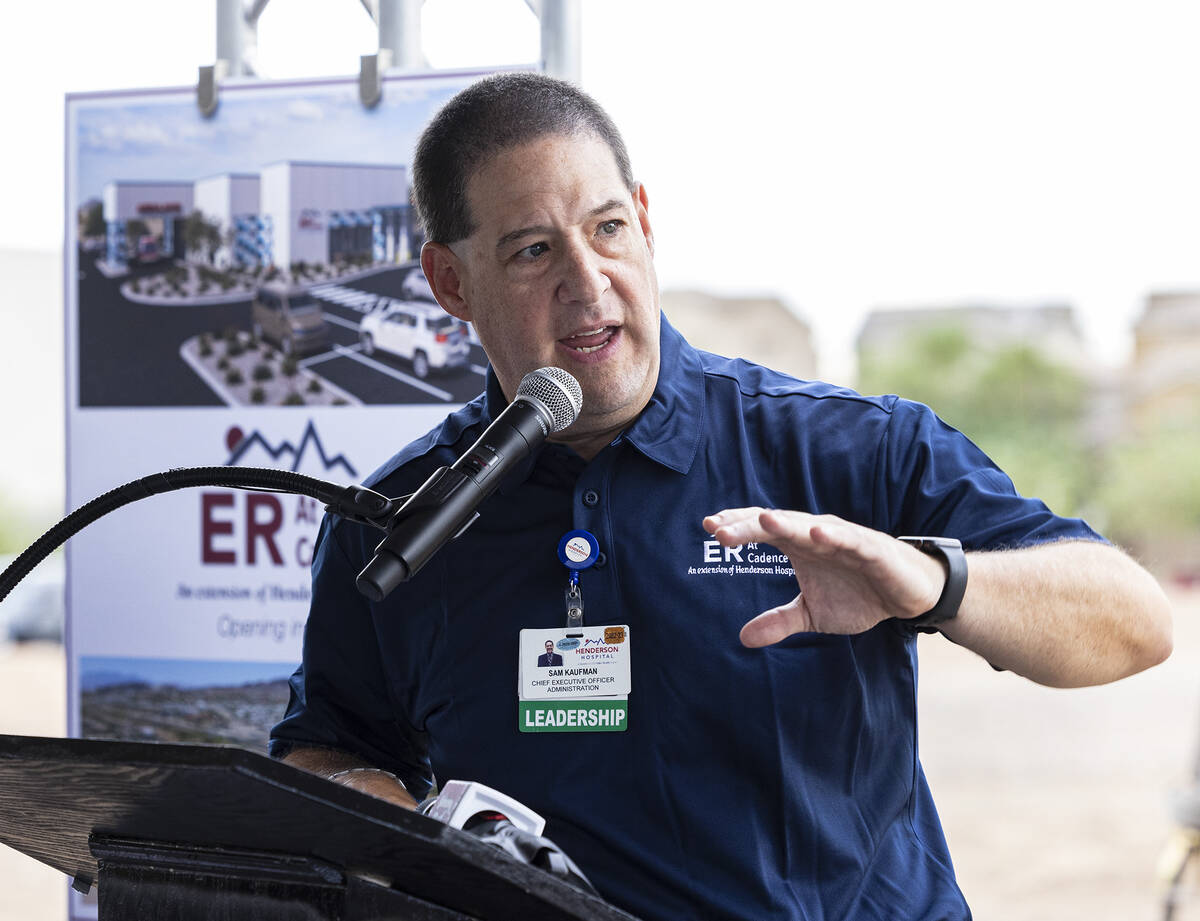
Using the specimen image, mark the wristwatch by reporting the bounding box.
[897,536,967,632]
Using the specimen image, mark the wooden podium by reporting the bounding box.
[0,734,640,921]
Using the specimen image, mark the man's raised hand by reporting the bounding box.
[702,508,947,647]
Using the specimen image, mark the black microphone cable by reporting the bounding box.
[1,367,582,608]
[0,467,395,605]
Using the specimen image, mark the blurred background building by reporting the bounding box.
[857,302,1088,371]
[660,289,816,381]
[1127,291,1200,430]
[852,294,1200,580]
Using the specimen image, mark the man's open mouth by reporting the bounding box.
[560,326,616,354]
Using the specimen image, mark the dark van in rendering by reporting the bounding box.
[251,282,331,357]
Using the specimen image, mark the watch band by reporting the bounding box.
[897,536,967,632]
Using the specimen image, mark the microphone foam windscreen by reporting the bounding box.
[518,367,583,433]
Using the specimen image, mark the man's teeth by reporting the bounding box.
[565,327,611,353]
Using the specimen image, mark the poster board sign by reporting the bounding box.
[64,67,515,918]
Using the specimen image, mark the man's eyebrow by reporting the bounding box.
[493,199,630,252]
[495,225,551,251]
[587,198,629,219]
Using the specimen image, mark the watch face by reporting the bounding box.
[899,536,962,551]
[928,537,963,550]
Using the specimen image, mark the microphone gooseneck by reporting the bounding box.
[355,367,582,602]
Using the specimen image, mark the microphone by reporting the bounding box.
[356,367,582,601]
[420,779,546,835]
[419,780,598,895]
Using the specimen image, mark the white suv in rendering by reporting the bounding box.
[358,278,470,379]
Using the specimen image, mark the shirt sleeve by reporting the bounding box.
[873,398,1105,550]
[268,514,434,800]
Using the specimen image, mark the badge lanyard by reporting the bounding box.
[516,530,630,733]
[557,529,598,635]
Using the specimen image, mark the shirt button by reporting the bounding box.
[595,551,608,569]
[582,489,600,507]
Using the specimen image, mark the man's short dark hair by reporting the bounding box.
[412,72,636,244]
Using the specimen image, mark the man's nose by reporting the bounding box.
[556,240,611,306]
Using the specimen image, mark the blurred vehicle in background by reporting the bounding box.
[252,281,331,357]
[0,552,64,643]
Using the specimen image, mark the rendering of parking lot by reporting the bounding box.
[77,248,486,408]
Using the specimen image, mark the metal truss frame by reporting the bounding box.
[199,0,580,115]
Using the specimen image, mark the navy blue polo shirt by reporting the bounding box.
[272,315,1101,921]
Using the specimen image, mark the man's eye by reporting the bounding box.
[598,220,623,236]
[517,241,549,260]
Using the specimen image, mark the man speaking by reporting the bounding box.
[271,72,1172,920]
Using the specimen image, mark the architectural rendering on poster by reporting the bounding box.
[71,74,497,409]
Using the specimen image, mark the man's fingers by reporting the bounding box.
[706,507,809,547]
[709,508,880,568]
[702,507,766,535]
[739,600,808,648]
[708,508,833,553]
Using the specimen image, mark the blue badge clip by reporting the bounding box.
[557,530,599,571]
[558,530,598,635]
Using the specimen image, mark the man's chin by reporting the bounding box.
[581,368,657,416]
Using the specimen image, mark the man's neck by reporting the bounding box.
[548,424,625,462]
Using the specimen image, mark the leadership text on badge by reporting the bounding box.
[519,700,628,732]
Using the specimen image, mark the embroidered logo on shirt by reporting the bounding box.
[688,540,795,577]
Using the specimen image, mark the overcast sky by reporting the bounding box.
[4,0,1200,378]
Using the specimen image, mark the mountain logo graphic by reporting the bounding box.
[224,419,357,478]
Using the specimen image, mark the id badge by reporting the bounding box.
[517,626,630,732]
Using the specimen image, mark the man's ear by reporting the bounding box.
[634,182,654,257]
[421,241,472,322]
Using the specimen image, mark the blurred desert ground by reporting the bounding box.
[1,589,1199,921]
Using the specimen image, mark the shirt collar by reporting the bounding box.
[619,314,704,474]
[483,312,705,490]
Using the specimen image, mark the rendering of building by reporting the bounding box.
[97,161,418,274]
[260,161,413,270]
[102,180,194,268]
[193,172,264,268]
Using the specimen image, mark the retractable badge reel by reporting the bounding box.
[557,530,598,635]
[517,529,629,733]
